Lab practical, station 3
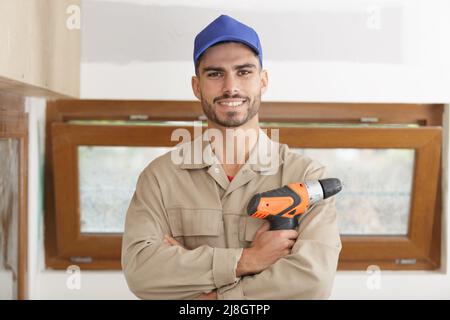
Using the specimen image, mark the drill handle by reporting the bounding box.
[268,217,299,230]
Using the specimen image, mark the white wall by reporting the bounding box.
[80,0,450,103]
[25,0,450,299]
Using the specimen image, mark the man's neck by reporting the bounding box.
[207,117,259,177]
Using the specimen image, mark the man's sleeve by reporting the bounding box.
[121,167,243,300]
[217,165,342,300]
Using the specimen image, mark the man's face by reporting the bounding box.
[192,42,268,128]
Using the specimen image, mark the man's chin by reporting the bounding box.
[214,115,248,128]
[208,111,241,126]
[214,121,245,128]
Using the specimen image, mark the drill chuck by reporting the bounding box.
[305,178,343,206]
[318,178,342,199]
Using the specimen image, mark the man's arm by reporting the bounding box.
[164,222,297,299]
[217,166,342,300]
[121,167,243,300]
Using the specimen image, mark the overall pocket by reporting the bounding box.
[239,216,265,244]
[167,208,224,249]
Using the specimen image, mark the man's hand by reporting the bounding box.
[236,221,298,277]
[163,234,185,248]
[195,291,218,300]
[163,234,217,300]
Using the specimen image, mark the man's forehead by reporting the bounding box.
[199,42,259,68]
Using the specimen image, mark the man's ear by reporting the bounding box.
[260,69,268,95]
[191,76,201,100]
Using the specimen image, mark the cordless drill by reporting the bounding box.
[246,178,342,230]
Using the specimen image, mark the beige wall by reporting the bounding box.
[0,0,80,98]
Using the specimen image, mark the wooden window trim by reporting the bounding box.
[50,125,185,269]
[46,100,443,126]
[0,93,28,299]
[45,100,443,270]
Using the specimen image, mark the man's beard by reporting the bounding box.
[200,93,260,128]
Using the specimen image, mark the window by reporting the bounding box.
[282,126,441,270]
[0,93,28,299]
[78,146,170,233]
[294,148,415,236]
[45,100,443,270]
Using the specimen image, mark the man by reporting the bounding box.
[122,14,341,300]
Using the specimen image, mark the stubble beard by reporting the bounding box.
[200,93,261,128]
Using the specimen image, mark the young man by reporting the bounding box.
[122,15,341,300]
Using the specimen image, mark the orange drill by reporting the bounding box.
[247,178,342,230]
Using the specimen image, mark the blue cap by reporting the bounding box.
[193,15,263,69]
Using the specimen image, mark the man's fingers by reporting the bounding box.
[164,235,183,247]
[255,221,270,237]
[282,230,299,240]
[196,291,217,300]
[270,229,298,240]
[165,235,180,245]
[287,239,296,248]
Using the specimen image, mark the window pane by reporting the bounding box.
[0,139,19,299]
[78,146,171,233]
[291,148,414,235]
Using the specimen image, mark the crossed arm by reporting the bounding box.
[163,221,299,300]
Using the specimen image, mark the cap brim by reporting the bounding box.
[194,35,260,64]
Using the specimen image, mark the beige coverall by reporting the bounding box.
[122,130,342,299]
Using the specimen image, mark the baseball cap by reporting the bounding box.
[193,15,263,70]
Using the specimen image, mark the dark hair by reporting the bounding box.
[195,41,262,76]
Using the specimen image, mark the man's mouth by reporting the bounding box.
[217,99,247,107]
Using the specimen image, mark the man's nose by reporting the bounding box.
[222,74,240,95]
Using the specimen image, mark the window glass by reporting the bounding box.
[78,146,170,233]
[0,139,19,299]
[291,148,415,235]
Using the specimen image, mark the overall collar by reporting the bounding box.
[175,128,284,173]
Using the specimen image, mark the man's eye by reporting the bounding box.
[208,72,222,78]
[238,70,251,76]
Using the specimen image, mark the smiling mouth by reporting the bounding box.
[217,99,246,107]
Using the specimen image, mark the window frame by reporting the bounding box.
[0,93,28,299]
[45,100,443,270]
[49,124,182,268]
[281,126,442,270]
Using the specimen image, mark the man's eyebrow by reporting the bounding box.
[233,63,257,70]
[202,66,225,74]
[201,63,257,74]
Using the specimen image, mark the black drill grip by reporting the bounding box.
[267,216,299,230]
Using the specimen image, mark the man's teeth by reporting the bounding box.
[219,101,245,107]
